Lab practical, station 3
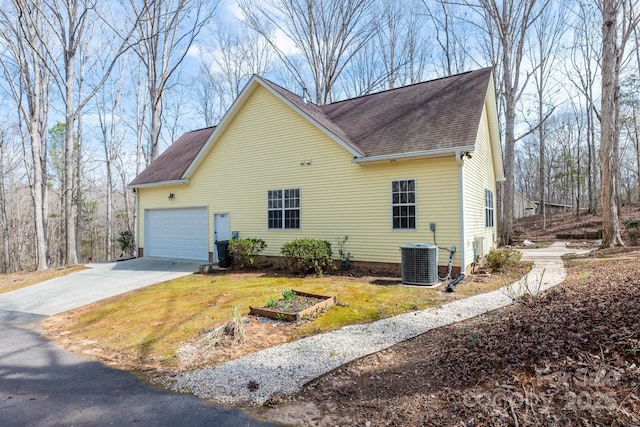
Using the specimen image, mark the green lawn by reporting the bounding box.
[44,265,529,371]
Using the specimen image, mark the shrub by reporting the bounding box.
[116,230,135,257]
[280,238,333,275]
[622,219,640,246]
[228,238,266,269]
[485,247,522,271]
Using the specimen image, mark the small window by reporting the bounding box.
[268,188,300,229]
[392,179,416,229]
[485,189,494,227]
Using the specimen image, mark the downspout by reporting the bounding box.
[455,151,466,272]
[134,188,139,258]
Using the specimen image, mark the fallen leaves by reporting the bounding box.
[259,249,640,426]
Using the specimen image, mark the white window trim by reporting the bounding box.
[391,179,417,230]
[267,188,301,230]
[485,188,494,228]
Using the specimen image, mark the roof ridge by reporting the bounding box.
[187,125,217,133]
[255,75,315,106]
[322,68,489,108]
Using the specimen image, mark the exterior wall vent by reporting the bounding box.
[401,243,438,285]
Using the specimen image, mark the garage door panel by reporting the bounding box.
[145,208,208,261]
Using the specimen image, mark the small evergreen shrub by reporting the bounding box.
[228,238,266,269]
[117,230,135,257]
[280,238,333,275]
[485,247,522,271]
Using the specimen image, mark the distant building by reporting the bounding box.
[514,192,537,219]
[534,201,572,215]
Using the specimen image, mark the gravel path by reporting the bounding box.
[168,242,588,406]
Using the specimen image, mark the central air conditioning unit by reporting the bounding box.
[401,243,438,285]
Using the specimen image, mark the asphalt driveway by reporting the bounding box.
[0,313,275,427]
[0,257,202,316]
[0,259,277,426]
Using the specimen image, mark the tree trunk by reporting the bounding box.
[0,134,10,273]
[600,0,624,247]
[30,125,49,271]
[64,66,78,265]
[75,112,83,262]
[501,55,516,245]
[149,88,163,160]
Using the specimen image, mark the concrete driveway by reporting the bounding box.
[0,257,202,316]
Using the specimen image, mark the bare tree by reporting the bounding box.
[422,0,470,76]
[469,0,549,245]
[0,129,11,273]
[240,0,375,105]
[95,60,127,260]
[374,0,431,88]
[0,0,52,270]
[619,27,640,205]
[194,24,272,125]
[567,1,602,215]
[376,0,404,88]
[526,3,565,229]
[340,40,386,97]
[598,0,640,247]
[128,0,217,161]
[42,0,147,265]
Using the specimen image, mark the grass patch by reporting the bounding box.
[44,262,532,373]
[0,265,86,294]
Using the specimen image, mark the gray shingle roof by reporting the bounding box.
[128,127,215,187]
[321,68,492,157]
[129,68,493,187]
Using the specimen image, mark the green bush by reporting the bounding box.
[116,230,135,258]
[228,238,266,269]
[623,219,640,246]
[485,247,522,271]
[280,238,334,275]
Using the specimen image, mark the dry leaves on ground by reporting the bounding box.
[258,250,640,426]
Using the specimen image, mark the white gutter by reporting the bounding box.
[352,145,476,164]
[127,178,190,189]
[455,150,466,271]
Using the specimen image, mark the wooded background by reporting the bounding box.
[0,0,638,272]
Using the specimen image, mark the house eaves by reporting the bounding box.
[126,179,190,189]
[485,73,505,182]
[351,145,477,164]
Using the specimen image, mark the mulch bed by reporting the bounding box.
[264,293,325,313]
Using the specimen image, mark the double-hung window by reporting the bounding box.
[392,179,416,229]
[268,188,300,229]
[485,188,494,227]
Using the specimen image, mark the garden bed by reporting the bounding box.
[249,290,336,322]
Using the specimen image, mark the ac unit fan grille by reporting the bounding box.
[401,244,438,285]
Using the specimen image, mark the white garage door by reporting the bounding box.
[145,208,208,261]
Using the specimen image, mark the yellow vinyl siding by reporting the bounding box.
[138,85,463,267]
[463,103,498,266]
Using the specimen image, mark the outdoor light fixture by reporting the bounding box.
[168,193,174,200]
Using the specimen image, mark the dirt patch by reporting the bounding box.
[255,249,640,426]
